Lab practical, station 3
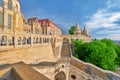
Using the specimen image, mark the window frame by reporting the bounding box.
[8,14,11,29]
[8,0,12,10]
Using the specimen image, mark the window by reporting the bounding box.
[0,0,2,7]
[8,14,11,29]
[8,0,12,10]
[0,12,2,28]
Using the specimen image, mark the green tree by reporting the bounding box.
[68,26,75,35]
[101,38,120,67]
[73,39,118,71]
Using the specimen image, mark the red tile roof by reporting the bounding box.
[27,17,61,31]
[38,18,61,30]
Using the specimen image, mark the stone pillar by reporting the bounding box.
[7,36,9,46]
[30,35,33,47]
[14,32,17,48]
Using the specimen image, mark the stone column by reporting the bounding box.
[30,34,33,47]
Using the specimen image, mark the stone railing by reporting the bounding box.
[70,56,120,79]
[0,32,54,51]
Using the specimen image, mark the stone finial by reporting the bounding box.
[83,25,89,36]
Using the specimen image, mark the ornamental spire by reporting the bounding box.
[83,25,89,36]
[74,22,81,35]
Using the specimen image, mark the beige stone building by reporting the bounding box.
[0,0,120,80]
[0,0,62,48]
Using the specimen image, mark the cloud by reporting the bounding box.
[108,34,120,40]
[85,0,120,40]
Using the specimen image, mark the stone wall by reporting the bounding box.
[0,44,54,64]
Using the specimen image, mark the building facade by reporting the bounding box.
[0,0,62,50]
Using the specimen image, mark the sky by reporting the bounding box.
[20,0,120,40]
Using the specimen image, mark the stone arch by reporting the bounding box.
[55,71,66,80]
[1,35,7,46]
[47,38,49,43]
[36,37,38,44]
[18,36,21,45]
[27,37,31,44]
[22,37,27,45]
[8,36,14,46]
[39,37,42,44]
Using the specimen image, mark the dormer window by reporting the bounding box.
[8,0,12,10]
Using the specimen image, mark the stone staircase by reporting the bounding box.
[61,39,120,80]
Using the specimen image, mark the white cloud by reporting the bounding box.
[85,0,120,40]
[85,11,120,29]
[106,0,120,9]
[108,34,120,40]
[96,29,120,34]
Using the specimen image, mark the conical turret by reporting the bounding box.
[74,22,81,35]
[83,25,89,36]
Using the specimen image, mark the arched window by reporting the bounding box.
[0,0,2,7]
[8,0,12,10]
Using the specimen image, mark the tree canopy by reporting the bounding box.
[73,39,120,71]
[68,26,75,35]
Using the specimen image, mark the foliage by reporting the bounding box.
[101,38,120,67]
[72,39,120,71]
[68,26,75,35]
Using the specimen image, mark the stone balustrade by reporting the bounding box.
[0,32,55,50]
